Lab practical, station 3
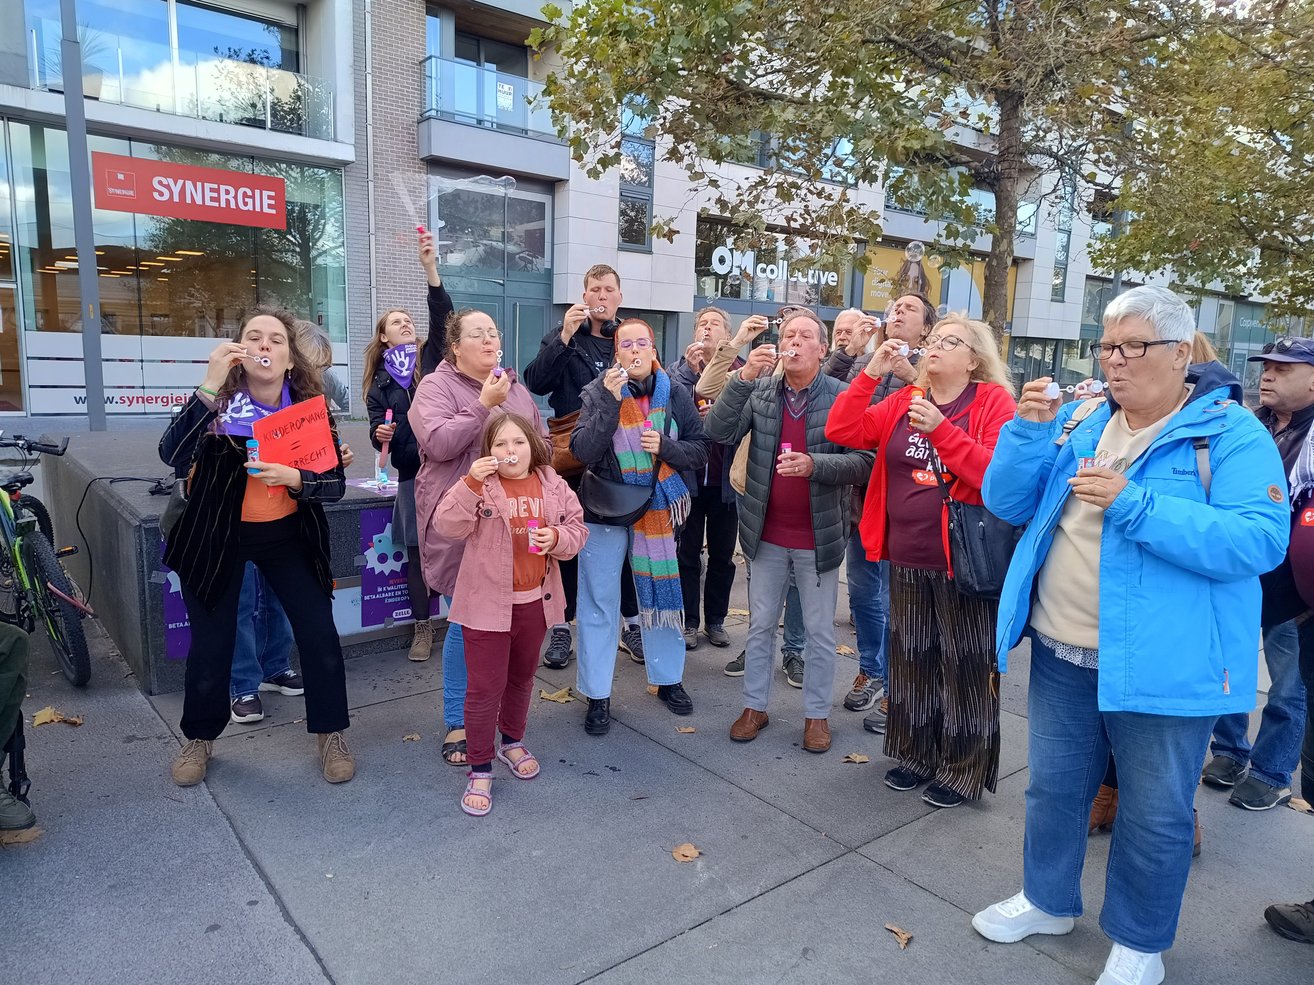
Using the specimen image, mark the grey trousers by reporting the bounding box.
[744,541,838,719]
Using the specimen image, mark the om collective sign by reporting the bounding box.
[91,151,287,230]
[252,395,337,473]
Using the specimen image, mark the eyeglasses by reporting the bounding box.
[461,329,501,341]
[767,305,811,329]
[1088,339,1177,360]
[924,334,972,352]
[618,338,653,350]
[1262,338,1298,355]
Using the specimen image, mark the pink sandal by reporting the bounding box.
[496,741,541,780]
[461,771,493,816]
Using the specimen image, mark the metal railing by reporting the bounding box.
[28,28,335,140]
[421,55,560,142]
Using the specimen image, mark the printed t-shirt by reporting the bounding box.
[501,473,546,597]
[884,384,977,570]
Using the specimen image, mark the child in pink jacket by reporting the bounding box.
[434,412,587,816]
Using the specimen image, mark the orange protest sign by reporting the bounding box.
[251,394,337,473]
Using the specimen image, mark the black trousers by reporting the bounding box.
[676,484,739,628]
[179,517,349,741]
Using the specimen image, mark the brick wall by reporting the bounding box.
[343,0,431,415]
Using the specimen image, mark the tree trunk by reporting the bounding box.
[983,91,1022,340]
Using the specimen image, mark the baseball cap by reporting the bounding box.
[1248,337,1314,365]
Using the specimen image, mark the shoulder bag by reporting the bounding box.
[578,412,672,527]
[932,451,1021,601]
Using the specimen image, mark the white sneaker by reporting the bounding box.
[1096,944,1164,985]
[972,892,1076,943]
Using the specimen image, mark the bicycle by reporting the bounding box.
[0,433,93,687]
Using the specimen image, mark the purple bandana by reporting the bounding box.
[383,343,417,389]
[213,382,293,438]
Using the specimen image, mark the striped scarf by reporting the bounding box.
[612,369,691,631]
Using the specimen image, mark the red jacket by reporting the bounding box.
[825,374,1017,570]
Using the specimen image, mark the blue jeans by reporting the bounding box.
[1210,619,1308,788]
[845,530,889,683]
[229,563,293,700]
[440,596,467,730]
[576,522,686,698]
[1023,635,1213,953]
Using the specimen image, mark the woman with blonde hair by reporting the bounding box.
[827,313,1017,808]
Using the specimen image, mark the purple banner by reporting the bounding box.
[360,507,413,627]
[159,540,191,660]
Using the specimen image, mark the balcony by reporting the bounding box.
[25,31,334,141]
[418,55,568,182]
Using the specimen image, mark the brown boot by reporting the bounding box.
[408,619,434,662]
[729,708,769,742]
[171,739,213,787]
[1088,783,1119,833]
[802,717,831,753]
[316,731,356,783]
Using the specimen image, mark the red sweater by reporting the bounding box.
[825,373,1017,572]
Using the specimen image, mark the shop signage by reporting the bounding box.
[709,242,840,287]
[91,152,287,230]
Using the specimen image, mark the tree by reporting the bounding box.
[1091,2,1314,317]
[531,1,1233,333]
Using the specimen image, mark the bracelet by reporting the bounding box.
[197,385,218,397]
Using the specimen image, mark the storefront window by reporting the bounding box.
[10,122,345,345]
[694,218,850,309]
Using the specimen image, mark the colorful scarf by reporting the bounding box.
[383,342,417,389]
[213,382,293,438]
[612,369,691,631]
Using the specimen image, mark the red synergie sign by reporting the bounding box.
[91,152,287,230]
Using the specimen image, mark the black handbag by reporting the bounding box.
[932,453,1021,600]
[578,412,672,527]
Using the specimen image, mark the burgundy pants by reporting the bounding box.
[462,602,548,767]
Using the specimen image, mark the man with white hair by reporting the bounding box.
[974,285,1289,985]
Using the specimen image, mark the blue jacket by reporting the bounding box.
[983,362,1289,716]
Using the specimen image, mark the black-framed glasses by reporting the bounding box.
[924,334,972,352]
[1088,339,1178,360]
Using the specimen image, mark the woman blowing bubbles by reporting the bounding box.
[159,307,353,787]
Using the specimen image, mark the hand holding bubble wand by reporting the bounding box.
[493,349,505,379]
[377,410,393,487]
[1044,380,1106,400]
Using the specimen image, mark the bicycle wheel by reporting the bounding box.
[0,548,19,624]
[15,495,54,546]
[20,532,90,687]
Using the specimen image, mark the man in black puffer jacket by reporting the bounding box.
[705,310,874,756]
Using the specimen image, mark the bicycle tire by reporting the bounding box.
[15,495,54,545]
[0,548,19,624]
[21,532,90,687]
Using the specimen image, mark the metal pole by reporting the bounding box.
[60,0,106,430]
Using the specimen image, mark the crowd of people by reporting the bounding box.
[1,234,1311,982]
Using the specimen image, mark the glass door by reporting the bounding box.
[0,286,25,412]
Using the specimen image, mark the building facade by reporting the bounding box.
[0,1,1298,419]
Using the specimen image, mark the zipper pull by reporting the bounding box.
[1222,668,1230,695]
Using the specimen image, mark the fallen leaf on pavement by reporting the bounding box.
[884,923,913,949]
[1290,797,1313,815]
[836,644,857,656]
[676,726,696,733]
[539,687,574,704]
[727,608,749,616]
[646,684,660,696]
[842,753,870,764]
[31,706,83,727]
[0,826,43,847]
[672,842,701,862]
[401,733,421,742]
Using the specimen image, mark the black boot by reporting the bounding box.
[584,697,611,736]
[657,682,693,715]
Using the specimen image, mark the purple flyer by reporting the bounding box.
[159,541,191,660]
[360,506,413,627]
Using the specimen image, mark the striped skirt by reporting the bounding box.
[886,565,1001,798]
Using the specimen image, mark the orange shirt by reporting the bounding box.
[501,473,546,593]
[241,475,297,523]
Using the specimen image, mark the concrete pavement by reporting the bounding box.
[4,571,1311,985]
